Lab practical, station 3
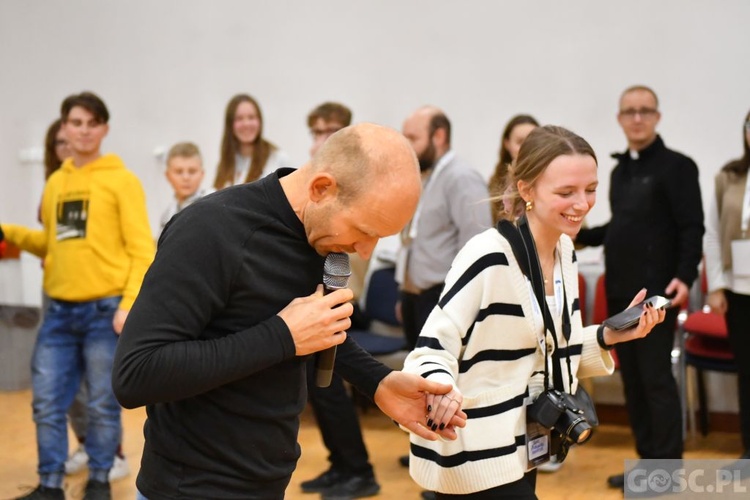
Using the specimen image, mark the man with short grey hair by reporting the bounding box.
[577,85,704,490]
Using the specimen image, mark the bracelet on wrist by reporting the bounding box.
[597,324,614,351]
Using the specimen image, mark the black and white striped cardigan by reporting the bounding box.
[403,228,614,494]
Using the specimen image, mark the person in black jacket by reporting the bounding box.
[576,85,704,490]
[112,123,466,500]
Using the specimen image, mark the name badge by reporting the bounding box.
[525,397,550,470]
[731,240,750,278]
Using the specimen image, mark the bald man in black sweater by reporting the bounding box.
[113,123,466,499]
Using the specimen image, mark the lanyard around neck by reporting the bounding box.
[498,216,573,392]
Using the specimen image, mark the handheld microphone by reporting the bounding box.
[315,252,351,387]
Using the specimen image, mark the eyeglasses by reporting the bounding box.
[619,108,658,120]
[310,127,343,139]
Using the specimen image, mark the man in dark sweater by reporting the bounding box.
[112,123,466,499]
[576,85,704,489]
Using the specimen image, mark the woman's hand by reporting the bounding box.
[425,387,464,435]
[602,288,667,346]
[707,289,727,315]
[375,373,466,440]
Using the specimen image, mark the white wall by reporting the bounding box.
[1,0,748,235]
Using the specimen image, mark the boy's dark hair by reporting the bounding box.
[61,91,110,124]
[307,102,352,128]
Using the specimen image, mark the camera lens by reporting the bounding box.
[558,415,593,445]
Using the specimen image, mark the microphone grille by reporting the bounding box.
[323,252,351,289]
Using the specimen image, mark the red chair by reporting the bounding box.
[592,274,607,325]
[578,272,587,326]
[681,265,735,436]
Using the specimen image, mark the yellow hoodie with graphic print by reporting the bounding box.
[1,154,155,310]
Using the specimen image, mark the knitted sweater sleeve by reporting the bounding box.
[112,206,296,408]
[403,231,508,391]
[335,337,393,401]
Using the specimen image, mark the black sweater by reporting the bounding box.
[113,169,391,499]
[576,136,704,301]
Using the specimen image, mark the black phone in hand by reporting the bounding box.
[602,295,672,331]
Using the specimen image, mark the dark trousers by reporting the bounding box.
[401,284,444,350]
[725,290,750,451]
[306,359,373,477]
[435,470,537,499]
[610,299,683,459]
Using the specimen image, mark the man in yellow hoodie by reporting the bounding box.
[0,92,154,500]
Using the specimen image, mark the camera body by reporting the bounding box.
[528,388,593,447]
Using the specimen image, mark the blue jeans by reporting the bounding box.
[32,296,122,487]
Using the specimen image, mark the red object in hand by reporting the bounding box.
[0,240,21,259]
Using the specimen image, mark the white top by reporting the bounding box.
[159,189,209,236]
[227,149,291,187]
[705,173,750,295]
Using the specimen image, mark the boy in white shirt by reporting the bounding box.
[160,142,207,234]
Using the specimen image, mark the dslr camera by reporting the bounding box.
[528,388,593,453]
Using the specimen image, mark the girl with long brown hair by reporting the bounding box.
[213,94,289,190]
[488,114,539,222]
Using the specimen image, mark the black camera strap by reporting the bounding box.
[497,216,574,393]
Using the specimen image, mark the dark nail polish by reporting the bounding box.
[427,419,433,427]
[439,423,445,430]
[427,405,432,412]
[431,424,438,431]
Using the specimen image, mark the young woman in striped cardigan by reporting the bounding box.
[403,125,666,499]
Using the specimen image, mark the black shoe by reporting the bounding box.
[399,454,409,467]
[321,474,380,500]
[421,492,437,500]
[607,473,625,490]
[301,468,346,493]
[15,486,65,500]
[83,480,111,500]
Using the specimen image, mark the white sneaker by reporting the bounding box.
[108,455,131,481]
[538,456,563,473]
[64,445,89,474]
[64,446,130,481]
